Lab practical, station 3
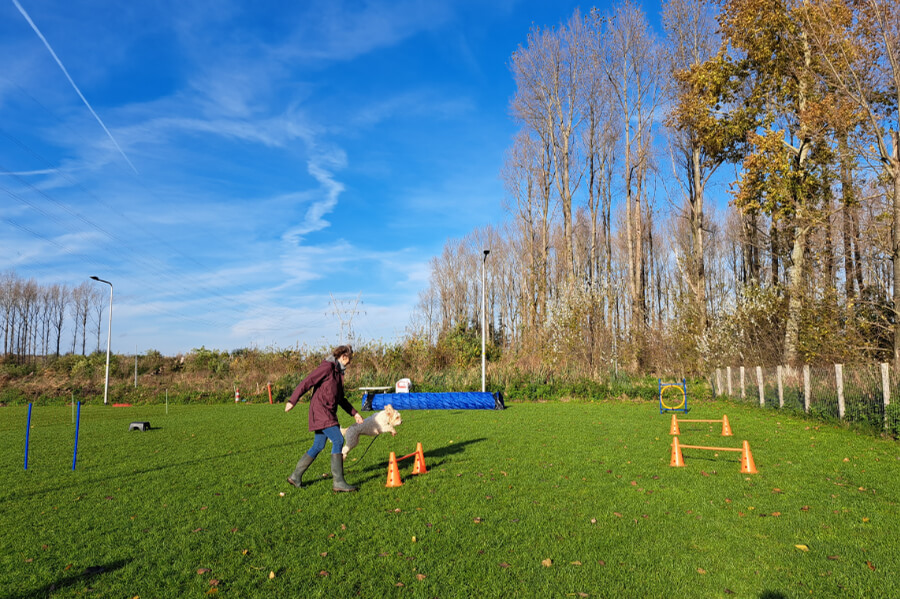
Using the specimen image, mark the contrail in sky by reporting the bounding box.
[12,0,139,174]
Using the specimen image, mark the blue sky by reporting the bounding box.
[1,0,665,355]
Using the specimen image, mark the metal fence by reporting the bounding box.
[711,364,900,436]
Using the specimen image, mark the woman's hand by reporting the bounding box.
[284,402,294,413]
[354,413,364,424]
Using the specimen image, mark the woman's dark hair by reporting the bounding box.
[332,345,353,360]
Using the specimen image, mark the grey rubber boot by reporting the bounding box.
[287,453,315,488]
[331,453,357,492]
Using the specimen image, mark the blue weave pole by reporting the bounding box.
[24,403,32,470]
[363,391,505,411]
[72,401,81,471]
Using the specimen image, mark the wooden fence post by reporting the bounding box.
[835,363,845,420]
[881,362,890,430]
[716,369,723,397]
[803,364,810,413]
[756,366,764,407]
[726,366,733,396]
[740,366,746,400]
[777,365,784,408]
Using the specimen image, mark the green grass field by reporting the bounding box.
[2,399,899,598]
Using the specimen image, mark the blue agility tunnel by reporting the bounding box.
[362,391,505,411]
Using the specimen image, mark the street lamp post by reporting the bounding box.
[90,276,113,405]
[482,249,490,393]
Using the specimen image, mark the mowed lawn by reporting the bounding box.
[1,399,899,598]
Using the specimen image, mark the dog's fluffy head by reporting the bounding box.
[376,404,402,429]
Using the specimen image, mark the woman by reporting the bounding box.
[284,345,364,492]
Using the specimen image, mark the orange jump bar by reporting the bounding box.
[669,414,733,436]
[677,444,741,451]
[670,436,757,473]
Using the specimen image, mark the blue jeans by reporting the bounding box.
[307,425,344,457]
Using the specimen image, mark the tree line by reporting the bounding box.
[1,271,109,361]
[411,0,899,375]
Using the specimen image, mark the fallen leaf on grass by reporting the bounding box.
[416,574,426,581]
[597,560,606,566]
[701,471,709,477]
[319,570,329,577]
[320,552,327,557]
[795,545,810,552]
[772,488,783,493]
[862,517,870,523]
[499,562,510,568]
[192,528,203,533]
[613,512,623,518]
[395,582,404,587]
[590,518,597,524]
[800,506,810,512]
[867,561,876,571]
[268,571,276,579]
[697,568,707,575]
[209,580,219,587]
[827,556,840,561]
[241,550,249,555]
[206,589,218,595]
[771,512,781,517]
[571,561,582,566]
[197,568,211,575]
[542,559,553,567]
[473,517,483,523]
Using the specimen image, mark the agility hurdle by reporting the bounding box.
[670,436,757,473]
[670,413,732,436]
[386,442,428,487]
[658,378,688,414]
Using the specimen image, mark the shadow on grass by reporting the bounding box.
[347,437,487,484]
[6,559,129,599]
[760,592,787,599]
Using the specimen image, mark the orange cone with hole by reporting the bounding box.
[386,452,403,487]
[721,414,733,436]
[740,440,758,474]
[670,436,685,467]
[411,442,428,475]
[670,414,680,435]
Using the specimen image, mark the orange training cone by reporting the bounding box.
[412,442,428,475]
[740,440,758,474]
[386,452,403,487]
[669,414,680,435]
[721,414,733,436]
[670,437,685,467]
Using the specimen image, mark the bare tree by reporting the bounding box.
[598,1,664,368]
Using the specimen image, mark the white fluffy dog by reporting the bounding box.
[341,404,402,457]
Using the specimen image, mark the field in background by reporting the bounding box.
[2,399,899,598]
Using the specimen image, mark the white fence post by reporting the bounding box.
[803,364,810,413]
[756,366,765,407]
[835,363,845,420]
[727,366,733,396]
[881,362,890,430]
[716,369,723,397]
[777,365,784,408]
[740,366,746,399]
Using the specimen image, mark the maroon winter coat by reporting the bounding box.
[288,358,358,431]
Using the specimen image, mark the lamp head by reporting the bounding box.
[90,276,100,281]
[483,249,490,256]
